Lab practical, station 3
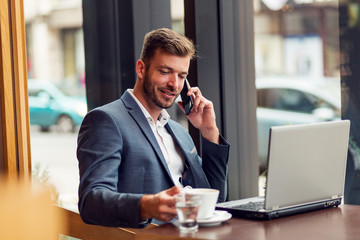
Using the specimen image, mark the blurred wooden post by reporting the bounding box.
[0,0,31,181]
[0,180,64,240]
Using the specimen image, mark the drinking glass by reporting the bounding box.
[174,192,201,232]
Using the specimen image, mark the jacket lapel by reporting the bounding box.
[166,122,210,188]
[121,91,174,184]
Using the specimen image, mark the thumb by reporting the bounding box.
[177,101,185,114]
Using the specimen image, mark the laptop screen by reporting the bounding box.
[264,120,350,210]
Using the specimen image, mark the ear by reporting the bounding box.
[136,60,146,79]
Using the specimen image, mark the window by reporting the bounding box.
[25,0,85,211]
[254,0,341,193]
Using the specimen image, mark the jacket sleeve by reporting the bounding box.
[201,135,230,202]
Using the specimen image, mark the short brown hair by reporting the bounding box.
[140,28,196,66]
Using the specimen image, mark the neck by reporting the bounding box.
[132,87,161,123]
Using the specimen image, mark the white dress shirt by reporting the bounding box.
[127,89,185,186]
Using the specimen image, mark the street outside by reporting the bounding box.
[30,127,79,211]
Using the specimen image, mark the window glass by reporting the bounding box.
[25,0,86,211]
[254,0,341,194]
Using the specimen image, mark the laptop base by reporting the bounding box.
[216,198,342,220]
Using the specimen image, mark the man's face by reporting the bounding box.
[141,49,190,110]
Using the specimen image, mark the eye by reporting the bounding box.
[179,75,186,80]
[160,70,169,75]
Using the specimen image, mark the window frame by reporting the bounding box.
[0,0,31,180]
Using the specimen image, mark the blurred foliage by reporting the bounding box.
[32,162,61,205]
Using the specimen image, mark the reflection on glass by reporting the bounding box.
[254,0,340,194]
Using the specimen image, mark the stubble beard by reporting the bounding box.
[142,71,176,110]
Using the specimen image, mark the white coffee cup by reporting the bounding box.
[185,188,219,219]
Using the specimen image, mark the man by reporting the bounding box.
[77,28,230,228]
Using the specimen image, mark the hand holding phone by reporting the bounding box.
[180,79,193,115]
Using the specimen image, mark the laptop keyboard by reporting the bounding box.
[232,200,265,211]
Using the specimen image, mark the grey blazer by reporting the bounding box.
[77,91,230,228]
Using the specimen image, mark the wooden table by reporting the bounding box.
[135,204,360,240]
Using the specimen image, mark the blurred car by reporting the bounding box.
[256,77,341,173]
[28,79,87,133]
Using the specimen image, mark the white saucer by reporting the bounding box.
[197,210,232,227]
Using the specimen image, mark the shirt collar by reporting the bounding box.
[127,89,170,126]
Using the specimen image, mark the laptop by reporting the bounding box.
[216,120,351,220]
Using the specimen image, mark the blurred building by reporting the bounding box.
[254,0,339,78]
[24,0,339,96]
[24,0,85,95]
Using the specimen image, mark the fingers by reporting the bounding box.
[153,187,181,221]
[187,86,201,99]
[140,186,182,222]
[166,185,182,196]
[188,87,210,113]
[157,186,181,208]
[177,87,209,114]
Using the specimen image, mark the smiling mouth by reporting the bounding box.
[160,90,176,98]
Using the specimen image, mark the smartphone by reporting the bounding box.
[180,78,193,115]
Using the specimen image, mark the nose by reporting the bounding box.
[167,74,182,90]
